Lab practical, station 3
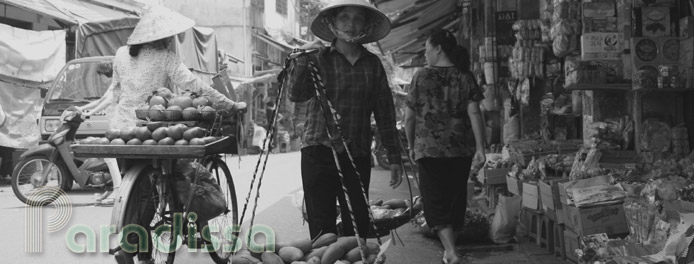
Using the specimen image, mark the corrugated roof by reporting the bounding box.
[377,0,460,64]
[0,0,137,24]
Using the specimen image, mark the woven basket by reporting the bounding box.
[335,207,419,238]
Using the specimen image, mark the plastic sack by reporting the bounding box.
[175,161,227,222]
[176,178,227,223]
[489,193,521,244]
[503,115,520,144]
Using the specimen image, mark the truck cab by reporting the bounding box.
[40,56,114,141]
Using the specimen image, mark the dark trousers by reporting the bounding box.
[301,145,371,239]
[417,157,472,230]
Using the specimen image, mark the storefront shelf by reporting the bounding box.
[565,83,631,91]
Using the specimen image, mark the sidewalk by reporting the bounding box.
[382,222,570,264]
[366,168,571,264]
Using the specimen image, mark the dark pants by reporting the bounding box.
[417,157,472,230]
[301,145,371,239]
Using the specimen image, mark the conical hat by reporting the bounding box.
[127,6,195,45]
[310,0,391,44]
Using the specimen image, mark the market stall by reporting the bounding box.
[470,0,694,263]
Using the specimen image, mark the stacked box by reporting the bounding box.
[564,203,629,236]
[539,178,570,212]
[522,182,541,210]
[507,175,522,196]
[564,229,580,263]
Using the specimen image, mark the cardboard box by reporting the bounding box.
[563,206,575,231]
[581,32,621,60]
[575,60,625,84]
[539,178,570,211]
[583,17,618,33]
[558,180,572,206]
[564,229,580,263]
[482,167,511,185]
[556,208,565,225]
[641,7,671,37]
[507,175,522,196]
[558,175,615,206]
[564,203,629,236]
[522,182,541,210]
[583,2,615,18]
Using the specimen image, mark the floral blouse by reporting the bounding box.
[405,66,484,161]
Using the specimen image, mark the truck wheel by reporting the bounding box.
[11,155,70,205]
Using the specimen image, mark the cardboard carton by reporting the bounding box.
[522,182,541,210]
[564,203,629,236]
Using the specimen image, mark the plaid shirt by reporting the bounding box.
[286,44,402,164]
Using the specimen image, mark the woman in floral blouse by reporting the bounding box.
[405,29,486,264]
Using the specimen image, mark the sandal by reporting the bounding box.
[442,250,461,264]
[94,190,113,202]
[98,197,115,206]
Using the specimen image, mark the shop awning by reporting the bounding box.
[253,30,296,53]
[377,0,460,65]
[0,0,138,25]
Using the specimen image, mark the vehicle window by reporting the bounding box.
[48,61,113,103]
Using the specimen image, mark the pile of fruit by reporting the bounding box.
[136,87,218,121]
[78,122,219,145]
[232,233,382,264]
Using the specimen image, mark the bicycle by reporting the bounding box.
[73,111,244,264]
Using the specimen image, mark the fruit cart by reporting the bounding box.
[72,134,240,264]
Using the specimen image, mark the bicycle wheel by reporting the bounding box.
[203,155,238,264]
[119,165,179,264]
[11,155,70,205]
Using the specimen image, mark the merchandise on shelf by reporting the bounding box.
[509,20,545,79]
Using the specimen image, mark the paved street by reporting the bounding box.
[0,151,568,264]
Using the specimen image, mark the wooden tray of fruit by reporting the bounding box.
[72,121,236,159]
[72,136,233,159]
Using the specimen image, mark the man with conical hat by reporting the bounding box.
[72,6,246,264]
[286,0,404,239]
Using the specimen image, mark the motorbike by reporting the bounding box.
[11,106,111,205]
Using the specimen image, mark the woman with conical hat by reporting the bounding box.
[71,6,246,263]
[286,0,404,239]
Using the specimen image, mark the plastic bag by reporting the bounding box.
[175,160,227,222]
[176,178,227,223]
[489,193,521,244]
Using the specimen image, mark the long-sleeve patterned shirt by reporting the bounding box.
[286,44,402,164]
[107,45,234,128]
